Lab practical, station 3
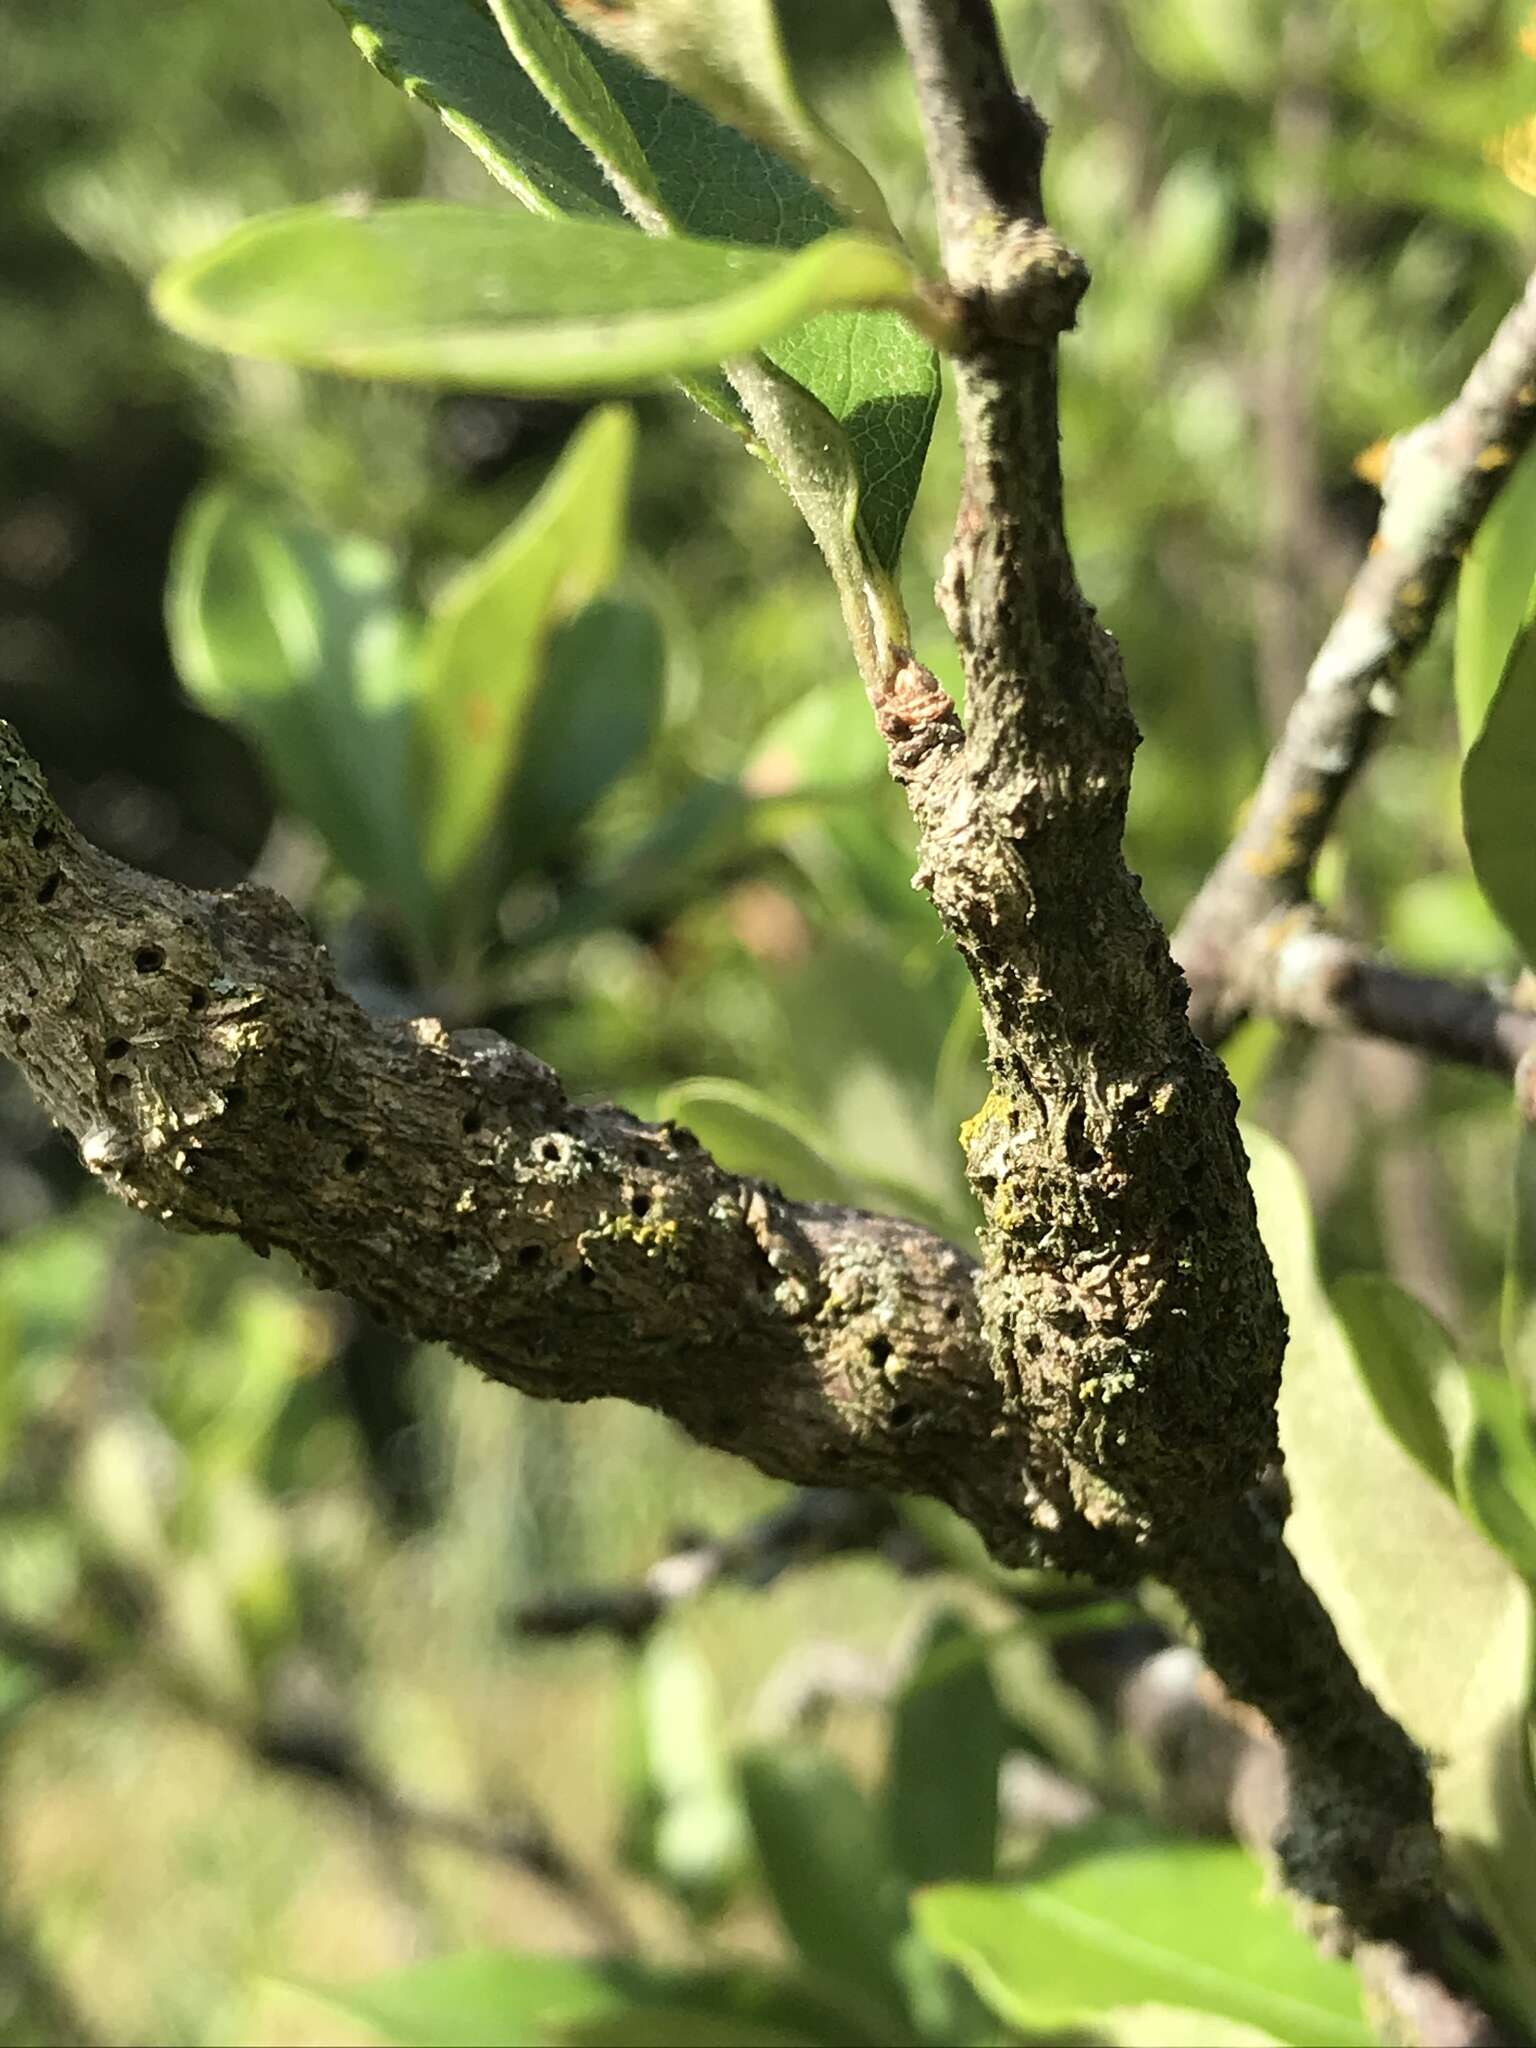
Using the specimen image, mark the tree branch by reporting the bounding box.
[1177,267,1536,1043]
[0,723,1053,1554]
[0,4,1506,2020]
[879,1,1498,2014]
[1237,912,1536,1105]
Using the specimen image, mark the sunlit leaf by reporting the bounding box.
[1455,443,1536,747]
[417,403,633,885]
[1331,1272,1463,1497]
[916,1834,1370,2047]
[330,0,615,217]
[164,483,430,940]
[551,0,897,234]
[619,1628,747,1919]
[284,1953,878,2048]
[1463,629,1536,965]
[1250,1126,1536,2012]
[486,0,938,576]
[154,203,922,395]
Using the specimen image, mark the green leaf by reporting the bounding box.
[738,1744,912,2034]
[329,0,742,433]
[164,483,430,941]
[285,1954,879,2048]
[489,0,837,250]
[330,0,617,218]
[417,403,634,885]
[486,0,938,576]
[1457,1366,1536,1581]
[654,1079,861,1206]
[1503,1119,1536,1409]
[1455,446,1536,749]
[1434,1677,1536,2033]
[154,203,923,396]
[1462,628,1536,966]
[552,0,897,235]
[1099,2009,1281,2048]
[1331,1272,1463,1497]
[916,1838,1372,2048]
[1249,1126,1536,2012]
[504,597,664,873]
[619,1628,748,1918]
[885,1608,1005,1887]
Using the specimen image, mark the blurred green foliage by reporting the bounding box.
[6,0,1536,2041]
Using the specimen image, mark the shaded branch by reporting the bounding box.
[1177,266,1536,1043]
[1238,912,1536,1104]
[514,1489,914,1644]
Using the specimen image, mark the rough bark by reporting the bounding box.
[0,725,1037,1552]
[0,0,1518,2026]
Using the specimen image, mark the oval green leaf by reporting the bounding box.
[1331,1271,1464,1497]
[486,0,938,573]
[1455,445,1536,749]
[417,403,634,887]
[1250,1126,1536,2012]
[885,1607,1005,1888]
[737,1743,912,2035]
[154,202,922,395]
[916,1837,1372,2048]
[1462,627,1536,967]
[331,0,617,219]
[164,483,431,943]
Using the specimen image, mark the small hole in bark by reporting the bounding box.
[869,1334,893,1369]
[629,1191,651,1219]
[535,1135,563,1163]
[461,1108,484,1136]
[7,1013,28,1038]
[1063,1103,1098,1171]
[187,987,208,1013]
[134,946,165,975]
[889,1401,915,1429]
[224,1085,247,1112]
[342,1145,368,1174]
[31,826,53,853]
[104,1037,131,1061]
[518,1243,544,1268]
[108,1073,131,1098]
[577,1263,597,1286]
[942,1297,962,1323]
[36,873,60,906]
